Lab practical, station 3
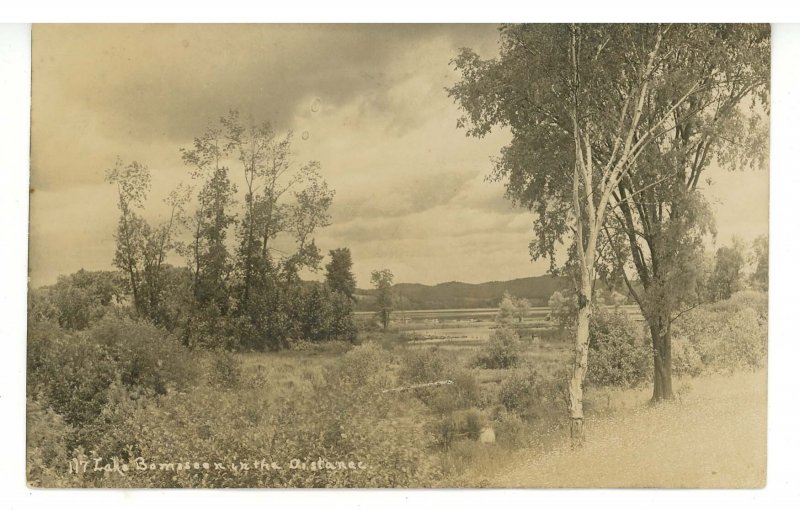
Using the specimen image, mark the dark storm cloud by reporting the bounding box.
[33,24,500,145]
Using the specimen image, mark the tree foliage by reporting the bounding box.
[750,235,769,291]
[325,247,357,301]
[105,159,187,328]
[708,238,746,302]
[101,110,348,351]
[370,269,394,331]
[450,23,770,408]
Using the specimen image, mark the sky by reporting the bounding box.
[28,24,770,288]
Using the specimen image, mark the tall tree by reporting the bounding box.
[106,158,186,327]
[370,269,394,331]
[601,25,769,400]
[180,111,334,349]
[213,110,334,308]
[106,158,149,316]
[180,124,238,316]
[450,24,757,443]
[325,248,357,301]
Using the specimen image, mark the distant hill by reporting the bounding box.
[353,275,569,311]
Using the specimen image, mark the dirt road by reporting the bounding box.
[494,370,767,488]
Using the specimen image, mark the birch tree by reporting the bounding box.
[450,23,749,444]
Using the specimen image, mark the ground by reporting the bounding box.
[489,370,767,488]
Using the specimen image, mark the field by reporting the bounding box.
[357,305,642,347]
[26,292,767,488]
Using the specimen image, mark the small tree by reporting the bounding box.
[709,238,746,301]
[750,235,769,291]
[498,292,530,324]
[515,297,530,323]
[497,292,517,324]
[370,269,394,331]
[325,247,357,301]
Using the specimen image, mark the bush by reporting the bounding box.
[181,312,240,351]
[586,309,651,387]
[78,357,440,488]
[28,270,124,331]
[27,324,120,433]
[718,290,768,318]
[27,316,200,449]
[493,411,527,448]
[475,325,522,369]
[425,368,482,415]
[88,317,200,394]
[289,339,353,355]
[671,338,704,377]
[207,351,242,389]
[26,399,73,487]
[498,368,550,419]
[337,342,394,390]
[431,408,487,450]
[398,348,481,414]
[398,347,449,384]
[672,291,768,371]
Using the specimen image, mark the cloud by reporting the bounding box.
[32,24,500,142]
[28,25,768,289]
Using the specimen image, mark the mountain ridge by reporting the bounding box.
[353,274,568,311]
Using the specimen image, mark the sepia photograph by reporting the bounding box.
[25,23,771,489]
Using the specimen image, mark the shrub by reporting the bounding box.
[718,290,768,318]
[498,368,549,419]
[181,313,240,351]
[586,309,651,387]
[26,399,73,487]
[398,348,481,414]
[475,325,522,369]
[289,339,353,355]
[671,337,704,377]
[493,411,527,448]
[398,347,447,384]
[337,342,394,390]
[424,368,482,415]
[83,361,441,488]
[27,316,201,450]
[431,408,487,450]
[88,317,199,394]
[27,324,119,432]
[672,291,768,371]
[207,351,242,389]
[29,270,124,331]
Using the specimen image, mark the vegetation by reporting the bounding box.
[586,309,651,388]
[475,326,522,369]
[325,247,357,301]
[708,238,747,302]
[27,264,768,487]
[370,269,394,331]
[27,24,769,487]
[449,24,769,446]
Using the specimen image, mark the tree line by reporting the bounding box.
[90,111,361,350]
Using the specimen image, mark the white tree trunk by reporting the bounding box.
[568,274,593,447]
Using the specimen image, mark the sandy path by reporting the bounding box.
[494,370,767,488]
